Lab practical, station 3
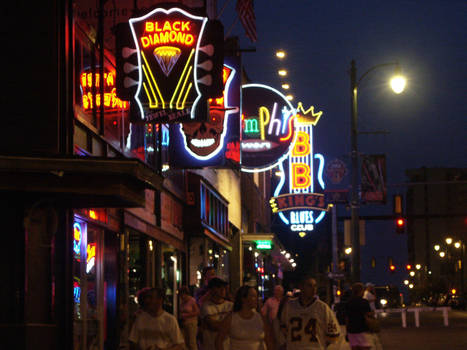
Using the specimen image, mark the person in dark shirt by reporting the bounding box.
[345,283,372,350]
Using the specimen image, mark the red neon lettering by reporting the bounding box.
[292,163,311,189]
[292,131,310,156]
[305,195,317,206]
[318,196,325,208]
[295,195,305,206]
[277,197,288,209]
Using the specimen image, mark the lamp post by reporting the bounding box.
[350,60,406,282]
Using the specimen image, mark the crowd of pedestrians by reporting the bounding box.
[126,269,383,350]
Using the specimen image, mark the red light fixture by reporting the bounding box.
[389,265,396,272]
[406,264,412,270]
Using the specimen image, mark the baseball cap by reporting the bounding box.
[208,277,228,289]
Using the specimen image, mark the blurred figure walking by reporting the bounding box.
[179,286,200,350]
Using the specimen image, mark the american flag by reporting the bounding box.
[236,0,257,42]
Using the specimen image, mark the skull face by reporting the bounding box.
[181,108,227,157]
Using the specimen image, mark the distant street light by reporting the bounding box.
[276,50,286,59]
[278,69,287,76]
[440,251,446,258]
[446,237,453,245]
[409,284,414,289]
[404,280,409,285]
[282,83,290,90]
[285,94,294,101]
[409,271,415,277]
[415,264,421,270]
[349,60,406,282]
[345,247,353,255]
[390,75,407,94]
[454,242,461,249]
[434,245,440,251]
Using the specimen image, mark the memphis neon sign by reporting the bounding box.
[80,69,129,111]
[241,84,296,172]
[270,103,330,235]
[129,7,207,121]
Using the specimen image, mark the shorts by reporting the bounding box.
[347,332,372,347]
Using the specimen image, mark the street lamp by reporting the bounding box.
[446,237,453,245]
[434,245,440,251]
[349,60,406,282]
[276,50,286,59]
[278,69,287,76]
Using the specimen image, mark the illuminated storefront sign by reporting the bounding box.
[240,84,296,172]
[73,222,82,258]
[128,7,209,122]
[86,243,96,273]
[270,103,330,235]
[80,68,129,112]
[169,56,241,167]
[255,240,273,250]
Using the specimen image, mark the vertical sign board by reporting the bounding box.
[240,84,296,172]
[361,154,387,203]
[269,103,331,236]
[168,56,241,167]
[122,7,216,123]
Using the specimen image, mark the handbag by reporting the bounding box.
[365,315,381,333]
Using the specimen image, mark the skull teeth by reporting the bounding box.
[191,138,215,148]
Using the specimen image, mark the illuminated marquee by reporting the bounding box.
[129,7,208,122]
[241,84,296,172]
[270,103,330,235]
[80,68,129,112]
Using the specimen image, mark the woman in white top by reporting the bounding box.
[216,286,274,350]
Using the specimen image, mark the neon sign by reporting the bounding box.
[86,243,96,273]
[240,84,296,172]
[168,56,241,168]
[128,7,208,122]
[270,103,330,235]
[80,68,129,111]
[73,222,82,258]
[178,64,238,160]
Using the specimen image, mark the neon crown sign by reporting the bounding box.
[270,102,331,236]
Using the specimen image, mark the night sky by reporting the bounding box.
[219,0,466,285]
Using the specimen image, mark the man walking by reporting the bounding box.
[280,275,340,350]
[262,285,285,323]
[200,277,233,350]
[129,287,184,350]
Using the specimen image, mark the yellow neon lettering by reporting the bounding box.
[141,36,150,48]
[291,131,310,156]
[155,22,162,32]
[292,163,311,189]
[173,21,180,31]
[145,22,154,32]
[182,21,190,31]
[160,32,169,44]
[169,31,177,42]
[163,21,172,31]
[259,106,270,140]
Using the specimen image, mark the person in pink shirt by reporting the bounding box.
[261,285,284,323]
[179,286,200,350]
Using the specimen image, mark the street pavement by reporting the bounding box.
[329,309,467,350]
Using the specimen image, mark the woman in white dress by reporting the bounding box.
[215,286,274,350]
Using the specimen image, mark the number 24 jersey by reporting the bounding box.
[280,298,340,350]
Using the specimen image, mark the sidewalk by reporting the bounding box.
[329,309,467,350]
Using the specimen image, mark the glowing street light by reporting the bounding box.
[404,280,409,285]
[276,50,286,59]
[285,94,294,101]
[409,284,414,289]
[390,75,406,94]
[439,251,446,258]
[285,253,291,259]
[345,247,352,255]
[282,83,290,90]
[278,69,287,77]
[415,264,421,270]
[446,237,453,245]
[291,262,297,268]
[454,242,461,249]
[409,271,415,277]
[434,245,440,251]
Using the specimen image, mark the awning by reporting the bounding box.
[0,155,163,208]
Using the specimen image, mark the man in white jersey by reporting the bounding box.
[280,276,339,350]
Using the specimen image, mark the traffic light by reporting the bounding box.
[115,22,139,100]
[396,217,406,234]
[406,264,412,271]
[393,194,403,215]
[389,264,396,273]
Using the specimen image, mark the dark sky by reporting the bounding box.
[220,0,466,182]
[219,0,466,286]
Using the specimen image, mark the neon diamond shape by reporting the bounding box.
[153,46,181,77]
